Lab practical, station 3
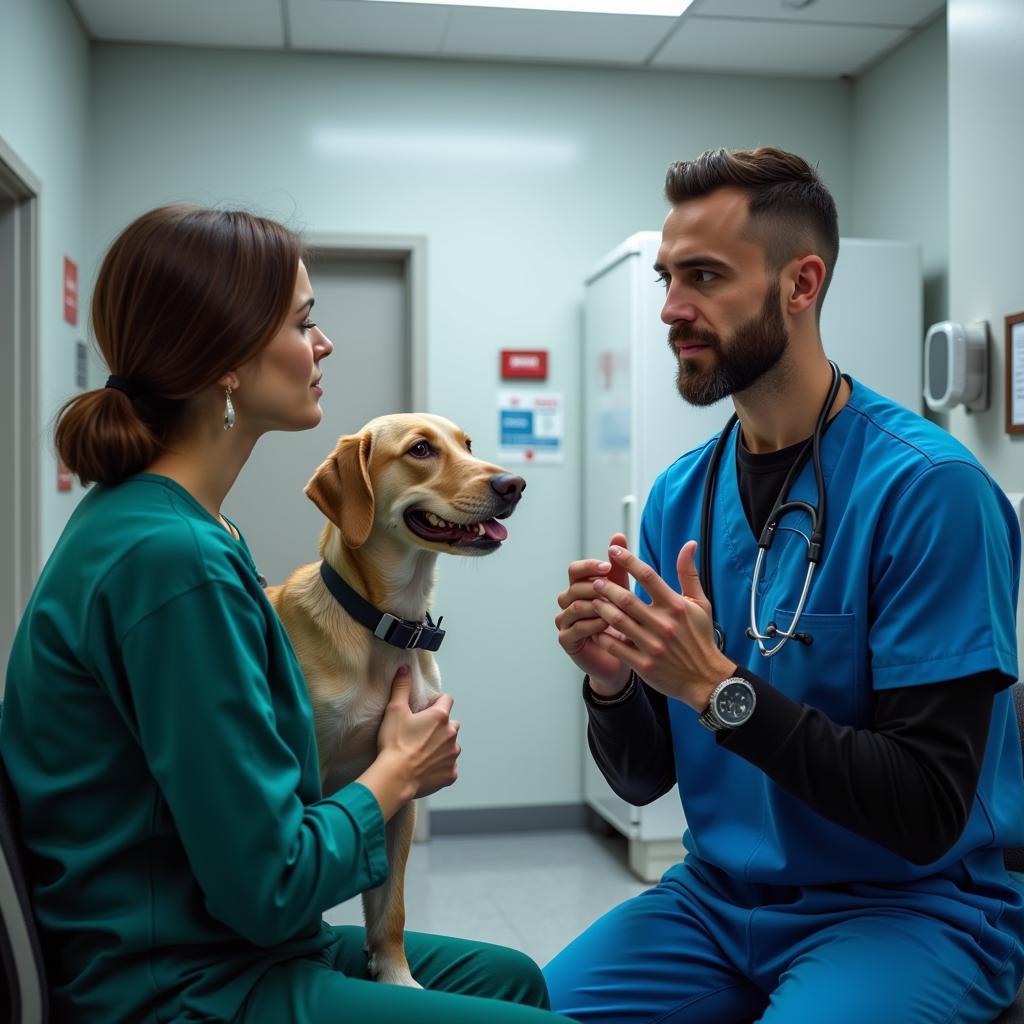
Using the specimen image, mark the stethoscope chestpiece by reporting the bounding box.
[744,624,814,646]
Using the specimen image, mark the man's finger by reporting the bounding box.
[558,617,614,647]
[592,631,641,671]
[606,533,630,590]
[591,576,658,632]
[566,558,614,585]
[557,579,608,611]
[591,594,658,651]
[556,598,602,630]
[676,540,710,607]
[608,545,675,602]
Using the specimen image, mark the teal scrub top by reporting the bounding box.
[638,379,1024,893]
[1,474,389,1022]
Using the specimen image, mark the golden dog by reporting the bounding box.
[266,413,525,987]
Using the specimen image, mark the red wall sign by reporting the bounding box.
[500,349,548,380]
[63,257,78,325]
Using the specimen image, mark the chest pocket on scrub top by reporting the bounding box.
[767,610,864,727]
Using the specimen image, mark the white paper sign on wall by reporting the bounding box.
[497,390,563,465]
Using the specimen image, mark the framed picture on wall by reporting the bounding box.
[1006,312,1024,434]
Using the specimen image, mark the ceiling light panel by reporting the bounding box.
[73,0,284,47]
[288,1,450,54]
[442,7,679,62]
[688,0,944,29]
[354,0,695,15]
[652,15,908,76]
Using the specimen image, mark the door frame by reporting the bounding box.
[0,134,40,668]
[306,234,432,839]
[305,234,428,410]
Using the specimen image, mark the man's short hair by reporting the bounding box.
[664,147,840,315]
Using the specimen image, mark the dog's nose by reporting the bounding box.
[490,474,526,503]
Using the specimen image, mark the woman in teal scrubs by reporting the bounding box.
[1,205,562,1023]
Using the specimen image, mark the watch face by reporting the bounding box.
[714,681,754,725]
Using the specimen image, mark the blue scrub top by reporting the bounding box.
[638,378,1024,893]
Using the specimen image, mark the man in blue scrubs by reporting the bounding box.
[547,147,1024,1022]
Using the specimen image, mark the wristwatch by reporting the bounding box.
[698,676,756,732]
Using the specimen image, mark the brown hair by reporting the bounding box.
[55,205,303,486]
[664,147,839,315]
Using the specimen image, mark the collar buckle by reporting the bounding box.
[374,614,399,643]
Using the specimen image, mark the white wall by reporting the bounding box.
[89,44,853,809]
[850,14,948,343]
[0,0,91,557]
[850,7,1024,679]
[946,0,1024,496]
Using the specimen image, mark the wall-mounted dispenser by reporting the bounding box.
[923,320,989,412]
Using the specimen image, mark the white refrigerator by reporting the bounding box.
[582,233,923,881]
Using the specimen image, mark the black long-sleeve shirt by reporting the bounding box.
[585,669,1005,865]
[584,424,1014,867]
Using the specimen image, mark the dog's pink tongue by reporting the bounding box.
[482,519,508,542]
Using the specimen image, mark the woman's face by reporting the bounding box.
[235,261,333,433]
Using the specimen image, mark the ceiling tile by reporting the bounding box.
[653,16,910,76]
[287,0,450,54]
[688,0,945,30]
[442,8,678,64]
[72,0,285,47]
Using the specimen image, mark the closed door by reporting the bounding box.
[0,173,37,676]
[228,256,410,587]
[0,196,16,667]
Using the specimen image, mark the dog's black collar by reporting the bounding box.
[318,560,446,652]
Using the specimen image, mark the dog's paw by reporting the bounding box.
[378,968,422,988]
[367,952,422,988]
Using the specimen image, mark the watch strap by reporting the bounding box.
[698,701,726,731]
[698,671,755,732]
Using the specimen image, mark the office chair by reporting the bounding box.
[0,750,48,1024]
[997,683,1024,1022]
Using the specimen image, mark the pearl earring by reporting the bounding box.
[224,386,235,430]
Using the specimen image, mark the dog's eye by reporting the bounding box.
[465,439,473,453]
[407,441,434,459]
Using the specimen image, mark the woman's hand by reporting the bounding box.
[378,667,461,797]
[555,532,633,695]
[359,667,461,820]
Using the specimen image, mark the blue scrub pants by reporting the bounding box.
[544,858,1024,1024]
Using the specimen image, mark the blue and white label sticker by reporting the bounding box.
[497,390,564,464]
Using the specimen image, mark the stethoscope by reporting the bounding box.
[699,361,842,658]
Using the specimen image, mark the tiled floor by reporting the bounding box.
[324,828,651,967]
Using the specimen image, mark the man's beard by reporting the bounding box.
[669,281,788,406]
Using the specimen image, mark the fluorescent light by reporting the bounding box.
[356,0,695,15]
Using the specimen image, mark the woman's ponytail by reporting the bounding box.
[54,386,159,487]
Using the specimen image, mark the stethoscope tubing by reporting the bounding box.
[699,361,842,657]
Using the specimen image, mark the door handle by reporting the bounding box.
[621,494,637,552]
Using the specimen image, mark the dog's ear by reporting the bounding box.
[305,432,375,548]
